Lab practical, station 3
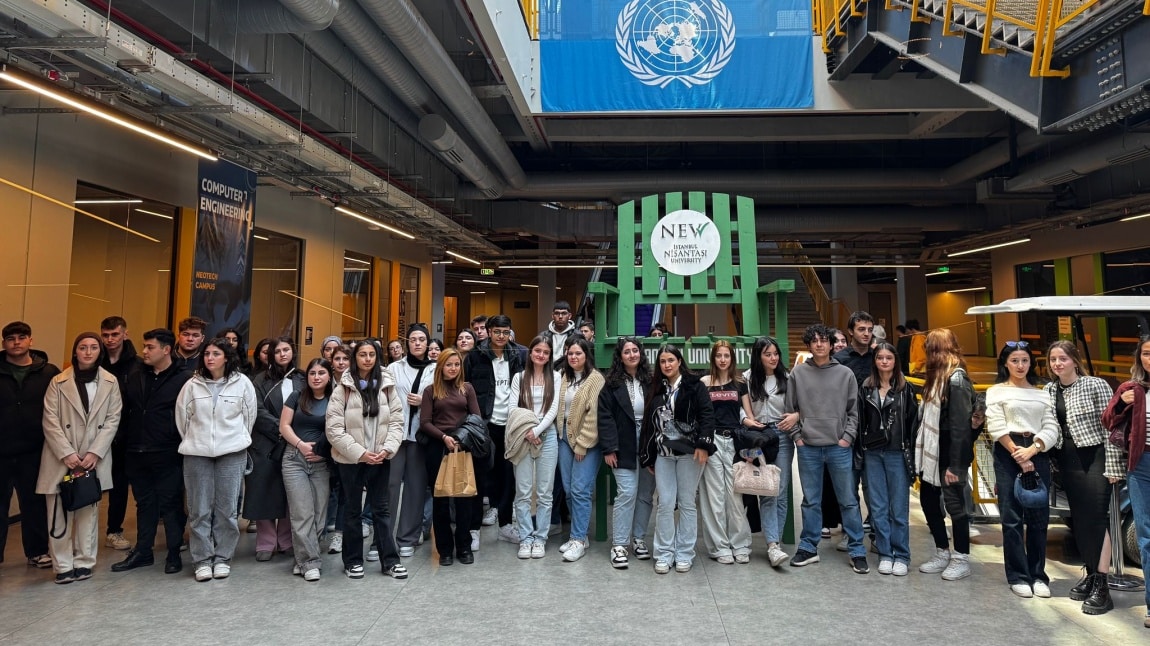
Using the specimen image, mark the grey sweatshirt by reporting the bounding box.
[784,357,859,446]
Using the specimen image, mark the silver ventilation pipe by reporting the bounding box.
[236,0,341,33]
[1004,131,1150,192]
[358,0,527,189]
[419,115,504,198]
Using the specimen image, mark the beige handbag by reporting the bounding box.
[732,461,780,497]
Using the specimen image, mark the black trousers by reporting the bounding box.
[921,479,971,554]
[486,423,514,526]
[125,449,186,559]
[1058,438,1112,573]
[105,440,129,535]
[425,446,475,557]
[339,462,399,570]
[0,453,48,560]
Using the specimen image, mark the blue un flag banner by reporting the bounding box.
[540,0,814,112]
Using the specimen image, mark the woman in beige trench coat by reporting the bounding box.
[36,332,122,584]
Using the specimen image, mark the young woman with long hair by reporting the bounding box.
[219,327,250,375]
[386,324,434,558]
[914,328,976,581]
[418,348,481,565]
[324,344,354,553]
[250,337,273,377]
[326,339,407,580]
[454,329,477,361]
[858,342,919,577]
[175,339,257,582]
[598,337,655,568]
[745,336,794,568]
[640,344,715,574]
[555,337,605,562]
[698,340,755,565]
[509,336,560,559]
[1047,340,1118,613]
[38,333,122,583]
[248,336,303,560]
[279,358,335,581]
[1102,336,1150,629]
[986,341,1059,598]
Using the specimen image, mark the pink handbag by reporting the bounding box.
[732,461,780,497]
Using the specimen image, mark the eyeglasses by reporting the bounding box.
[490,330,512,337]
[1006,341,1030,349]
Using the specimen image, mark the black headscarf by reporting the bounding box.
[72,332,103,413]
[405,323,431,370]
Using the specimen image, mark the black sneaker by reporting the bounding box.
[386,564,409,579]
[54,570,75,584]
[851,556,870,574]
[72,567,93,581]
[790,549,819,567]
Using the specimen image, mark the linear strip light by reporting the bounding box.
[1120,212,1150,222]
[135,208,174,220]
[75,199,143,204]
[431,260,453,265]
[947,238,1030,257]
[499,263,921,270]
[343,256,372,265]
[925,271,949,277]
[0,176,160,243]
[946,286,987,293]
[0,67,217,161]
[278,290,361,321]
[446,250,481,266]
[521,283,539,288]
[71,292,111,303]
[462,278,498,285]
[7,283,79,287]
[334,206,416,240]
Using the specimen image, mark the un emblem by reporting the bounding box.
[616,0,736,89]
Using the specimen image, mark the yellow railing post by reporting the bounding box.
[980,0,1006,54]
[1038,0,1071,77]
[1029,0,1052,76]
[911,0,933,22]
[1145,0,1149,16]
[942,0,961,35]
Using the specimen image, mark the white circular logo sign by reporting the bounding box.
[615,0,736,89]
[650,209,721,276]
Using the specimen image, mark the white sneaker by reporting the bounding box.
[303,568,320,582]
[675,561,692,573]
[562,540,586,562]
[194,565,212,582]
[632,538,651,560]
[212,563,230,579]
[470,529,480,552]
[366,548,380,562]
[878,559,894,575]
[654,560,671,574]
[482,508,498,526]
[892,561,909,576]
[734,553,750,564]
[1011,583,1034,598]
[836,536,849,552]
[941,553,971,581]
[918,548,951,574]
[610,545,629,569]
[327,532,343,554]
[518,541,533,559]
[531,542,545,559]
[292,564,301,576]
[498,524,520,544]
[398,546,415,557]
[361,522,371,538]
[1032,580,1051,598]
[767,543,789,568]
[559,539,576,553]
[716,554,734,564]
[105,532,130,551]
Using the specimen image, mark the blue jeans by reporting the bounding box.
[796,443,865,557]
[514,429,558,544]
[557,440,601,542]
[993,442,1051,585]
[611,466,654,546]
[654,453,705,565]
[863,448,910,565]
[1127,451,1150,610]
[758,429,795,545]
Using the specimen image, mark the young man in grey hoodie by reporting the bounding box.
[783,324,869,574]
[538,301,576,367]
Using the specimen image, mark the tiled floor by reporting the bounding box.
[3,491,1147,645]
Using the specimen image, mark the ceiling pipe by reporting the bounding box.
[358,0,527,189]
[419,115,503,198]
[235,0,340,33]
[1004,131,1150,192]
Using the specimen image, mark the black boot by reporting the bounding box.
[1082,573,1113,615]
[1069,569,1092,601]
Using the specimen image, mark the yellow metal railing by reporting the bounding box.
[814,0,1117,78]
[519,0,538,40]
[777,241,849,328]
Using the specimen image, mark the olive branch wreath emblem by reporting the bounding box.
[615,0,736,89]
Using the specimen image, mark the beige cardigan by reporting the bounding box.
[36,367,122,494]
[557,369,605,456]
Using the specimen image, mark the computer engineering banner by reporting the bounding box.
[540,0,814,112]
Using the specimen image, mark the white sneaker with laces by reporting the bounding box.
[767,543,788,567]
[1031,580,1051,598]
[941,553,971,581]
[498,524,520,543]
[303,568,320,582]
[610,545,629,569]
[328,532,343,554]
[398,546,415,557]
[559,539,576,554]
[878,559,894,575]
[105,532,130,551]
[531,542,545,559]
[918,548,951,574]
[212,563,230,579]
[716,554,734,564]
[654,560,670,574]
[562,540,586,562]
[366,548,379,562]
[836,536,849,552]
[632,538,651,560]
[470,529,480,552]
[194,565,212,582]
[482,508,498,526]
[518,541,533,559]
[1011,583,1034,598]
[892,561,909,576]
[675,561,692,573]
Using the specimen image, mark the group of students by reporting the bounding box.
[5,305,1150,629]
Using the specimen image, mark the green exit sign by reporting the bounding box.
[938,266,950,273]
[480,268,495,276]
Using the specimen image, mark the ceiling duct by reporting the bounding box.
[235,0,339,33]
[358,0,527,189]
[419,114,503,198]
[1005,131,1150,192]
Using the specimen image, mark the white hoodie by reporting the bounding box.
[175,371,257,457]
